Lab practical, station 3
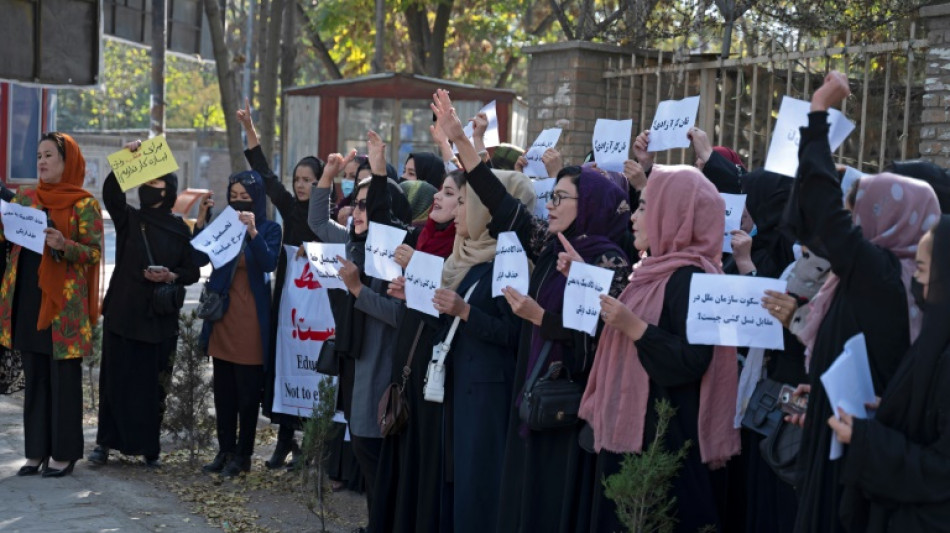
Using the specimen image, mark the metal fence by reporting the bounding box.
[602,24,930,173]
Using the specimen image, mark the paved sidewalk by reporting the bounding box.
[0,392,216,532]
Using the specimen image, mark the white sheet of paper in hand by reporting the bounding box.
[459,100,500,150]
[721,193,747,254]
[364,221,407,281]
[563,262,614,335]
[764,96,856,178]
[190,206,247,269]
[0,200,47,255]
[593,118,633,173]
[821,333,876,460]
[404,250,444,317]
[686,273,787,349]
[303,241,348,290]
[533,178,555,221]
[492,231,530,297]
[648,96,701,152]
[523,128,562,177]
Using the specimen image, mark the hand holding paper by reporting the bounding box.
[107,135,180,192]
[592,118,633,173]
[648,96,701,152]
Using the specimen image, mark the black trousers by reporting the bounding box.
[22,351,83,461]
[212,358,263,457]
[352,435,383,531]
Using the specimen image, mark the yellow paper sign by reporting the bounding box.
[106,135,180,192]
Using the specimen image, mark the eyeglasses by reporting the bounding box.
[353,199,368,212]
[549,192,579,208]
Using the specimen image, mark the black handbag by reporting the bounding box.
[196,238,247,322]
[741,378,785,437]
[315,338,339,376]
[519,342,584,431]
[759,419,804,487]
[140,223,185,316]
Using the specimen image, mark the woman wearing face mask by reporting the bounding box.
[236,102,326,469]
[432,90,633,532]
[308,133,413,533]
[88,140,200,468]
[194,171,282,477]
[829,216,950,532]
[0,132,103,478]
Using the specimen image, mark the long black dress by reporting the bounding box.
[789,112,912,533]
[98,172,199,458]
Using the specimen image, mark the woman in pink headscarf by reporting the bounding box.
[578,164,740,532]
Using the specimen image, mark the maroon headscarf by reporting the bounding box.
[713,146,746,170]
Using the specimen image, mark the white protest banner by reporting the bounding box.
[721,193,747,254]
[106,135,180,192]
[764,96,856,178]
[273,246,337,417]
[533,177,555,221]
[304,241,348,290]
[523,128,562,178]
[686,273,787,349]
[190,206,247,269]
[404,250,444,317]
[460,100,500,150]
[365,221,407,281]
[563,262,614,335]
[492,231,530,297]
[0,200,47,254]
[593,118,633,173]
[821,333,876,460]
[648,96,701,152]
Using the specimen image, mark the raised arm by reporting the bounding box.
[308,151,354,243]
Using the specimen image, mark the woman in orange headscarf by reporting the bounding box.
[0,132,103,478]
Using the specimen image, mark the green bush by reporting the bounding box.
[162,311,215,463]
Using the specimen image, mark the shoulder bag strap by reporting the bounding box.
[522,340,554,395]
[140,223,157,264]
[399,322,426,388]
[432,281,479,366]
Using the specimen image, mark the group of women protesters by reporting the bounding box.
[1,70,950,533]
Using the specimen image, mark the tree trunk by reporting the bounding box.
[427,0,454,78]
[403,4,429,75]
[150,0,166,138]
[495,54,519,88]
[203,0,246,172]
[279,0,296,157]
[259,0,284,163]
[296,1,344,80]
[372,0,385,73]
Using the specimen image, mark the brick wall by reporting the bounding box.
[920,3,950,167]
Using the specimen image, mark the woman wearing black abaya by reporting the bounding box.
[91,140,199,467]
[787,72,942,533]
[829,216,950,532]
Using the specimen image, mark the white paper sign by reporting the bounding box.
[273,246,338,417]
[190,206,247,269]
[304,241,348,290]
[648,96,701,152]
[593,118,633,173]
[764,96,856,178]
[523,128,562,178]
[721,193,747,254]
[532,178,555,221]
[563,262,614,335]
[821,333,876,460]
[686,273,787,349]
[492,231,530,297]
[460,100,500,150]
[404,250,444,317]
[0,200,47,254]
[364,221,407,281]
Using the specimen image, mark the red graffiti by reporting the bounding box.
[291,308,335,341]
[294,262,323,290]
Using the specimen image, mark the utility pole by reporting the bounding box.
[150,0,167,138]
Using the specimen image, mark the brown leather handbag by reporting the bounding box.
[377,323,424,437]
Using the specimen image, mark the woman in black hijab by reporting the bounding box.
[724,169,798,278]
[89,140,200,467]
[830,215,950,532]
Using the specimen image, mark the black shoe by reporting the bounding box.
[202,451,232,473]
[42,460,76,478]
[221,455,251,477]
[144,455,162,468]
[87,446,110,466]
[265,438,299,469]
[16,458,48,477]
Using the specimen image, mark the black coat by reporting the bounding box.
[101,172,199,344]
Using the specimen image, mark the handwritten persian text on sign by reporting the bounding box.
[763,96,856,178]
[190,206,247,269]
[365,221,407,281]
[686,273,787,349]
[460,100,500,150]
[304,241,348,290]
[721,193,747,254]
[592,118,633,173]
[532,177,555,221]
[523,128,562,178]
[648,96,701,152]
[404,250,444,317]
[492,231,530,297]
[106,135,180,192]
[563,262,614,335]
[0,200,47,255]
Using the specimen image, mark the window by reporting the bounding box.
[8,84,43,182]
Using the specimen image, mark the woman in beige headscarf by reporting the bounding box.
[430,170,536,533]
